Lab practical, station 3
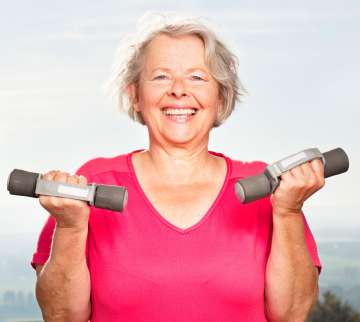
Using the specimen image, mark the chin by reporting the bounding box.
[166,136,195,145]
[163,130,199,146]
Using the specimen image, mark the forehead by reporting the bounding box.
[143,33,207,70]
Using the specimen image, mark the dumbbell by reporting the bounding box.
[7,169,128,212]
[235,147,349,204]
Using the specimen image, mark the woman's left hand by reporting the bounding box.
[270,158,325,215]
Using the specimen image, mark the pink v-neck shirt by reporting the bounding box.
[32,150,321,322]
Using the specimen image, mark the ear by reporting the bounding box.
[126,83,140,112]
[217,95,224,115]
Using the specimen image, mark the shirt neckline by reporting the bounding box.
[126,148,232,235]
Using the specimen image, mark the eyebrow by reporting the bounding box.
[150,67,209,74]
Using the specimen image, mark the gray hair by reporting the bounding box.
[108,12,246,127]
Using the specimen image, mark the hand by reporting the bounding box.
[39,170,90,229]
[270,158,325,215]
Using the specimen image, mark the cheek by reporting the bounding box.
[138,85,164,108]
[195,86,221,109]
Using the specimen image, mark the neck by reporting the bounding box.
[139,141,217,185]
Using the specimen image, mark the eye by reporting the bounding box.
[153,74,169,80]
[190,75,205,81]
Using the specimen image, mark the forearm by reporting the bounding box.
[264,211,319,322]
[36,226,91,322]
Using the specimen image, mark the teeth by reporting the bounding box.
[162,108,197,115]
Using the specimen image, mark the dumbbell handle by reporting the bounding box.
[235,147,349,204]
[7,169,128,212]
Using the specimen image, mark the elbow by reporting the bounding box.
[41,307,91,322]
[38,300,91,322]
[265,282,319,322]
[35,262,91,322]
[292,292,319,322]
[266,304,314,322]
[36,281,91,322]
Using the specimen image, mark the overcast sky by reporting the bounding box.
[1,0,359,239]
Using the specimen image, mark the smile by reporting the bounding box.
[161,107,198,123]
[161,108,198,115]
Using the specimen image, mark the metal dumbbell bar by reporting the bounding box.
[235,147,349,204]
[7,169,128,212]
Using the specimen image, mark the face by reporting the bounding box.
[128,34,223,147]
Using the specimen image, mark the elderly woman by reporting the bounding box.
[32,13,323,322]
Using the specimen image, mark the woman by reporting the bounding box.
[32,13,324,322]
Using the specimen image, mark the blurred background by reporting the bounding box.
[1,0,359,321]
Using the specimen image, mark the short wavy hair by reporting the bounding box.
[108,12,246,127]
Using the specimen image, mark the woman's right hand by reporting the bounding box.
[39,170,90,229]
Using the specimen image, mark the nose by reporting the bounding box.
[168,77,189,98]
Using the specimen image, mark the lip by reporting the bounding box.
[162,113,195,124]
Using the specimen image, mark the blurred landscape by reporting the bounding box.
[0,228,359,321]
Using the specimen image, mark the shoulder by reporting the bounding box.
[75,151,132,179]
[230,159,268,179]
[217,152,268,180]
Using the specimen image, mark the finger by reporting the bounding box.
[78,175,88,186]
[294,161,319,181]
[300,162,316,179]
[302,161,319,187]
[311,158,325,177]
[42,170,61,181]
[310,159,325,187]
[289,164,307,183]
[297,161,323,195]
[288,162,315,190]
[53,171,70,183]
[67,174,80,185]
[283,160,316,183]
[279,168,294,183]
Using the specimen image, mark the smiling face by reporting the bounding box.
[127,33,223,148]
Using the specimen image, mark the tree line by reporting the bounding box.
[0,289,359,321]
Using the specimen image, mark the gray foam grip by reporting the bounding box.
[323,147,349,178]
[235,173,272,204]
[7,169,39,198]
[94,185,128,212]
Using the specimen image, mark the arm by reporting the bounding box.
[264,211,319,322]
[34,171,92,322]
[264,159,324,322]
[36,226,91,322]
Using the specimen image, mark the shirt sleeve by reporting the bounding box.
[30,163,93,270]
[300,209,322,274]
[31,215,56,269]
